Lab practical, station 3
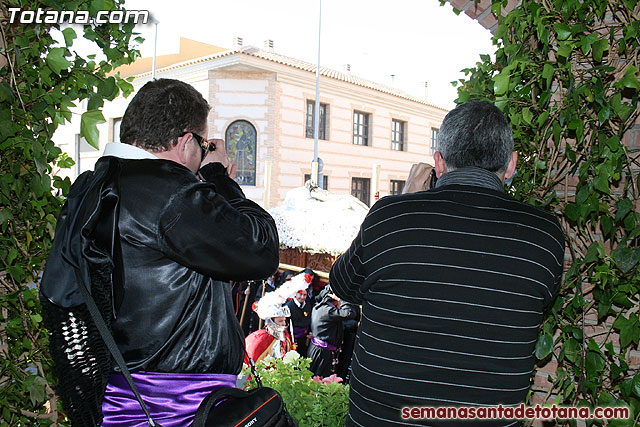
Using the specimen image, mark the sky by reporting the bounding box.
[112,0,495,109]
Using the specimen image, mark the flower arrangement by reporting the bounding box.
[242,352,350,426]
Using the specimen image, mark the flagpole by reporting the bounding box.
[311,0,322,185]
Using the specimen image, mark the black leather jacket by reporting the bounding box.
[42,157,279,375]
[310,296,357,347]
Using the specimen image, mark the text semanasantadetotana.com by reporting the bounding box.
[401,404,630,421]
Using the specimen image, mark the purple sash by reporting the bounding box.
[293,327,308,339]
[311,337,337,351]
[101,371,237,426]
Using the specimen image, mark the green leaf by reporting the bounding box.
[541,64,554,88]
[586,351,606,372]
[557,42,573,58]
[117,78,135,98]
[565,203,579,221]
[597,295,612,319]
[46,48,71,75]
[80,110,106,149]
[98,76,118,99]
[555,24,572,41]
[522,107,533,125]
[0,81,15,103]
[592,38,609,62]
[30,174,51,197]
[612,247,639,273]
[623,0,638,10]
[580,33,599,55]
[606,135,621,151]
[633,372,640,397]
[615,199,633,222]
[0,209,14,225]
[613,315,640,347]
[87,93,104,111]
[619,65,640,90]
[593,174,611,194]
[28,376,46,407]
[89,0,106,15]
[584,243,600,263]
[493,72,510,96]
[535,333,554,359]
[62,27,77,47]
[563,338,579,363]
[597,107,610,124]
[613,293,634,308]
[600,215,613,237]
[537,111,550,127]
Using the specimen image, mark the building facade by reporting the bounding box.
[53,38,448,208]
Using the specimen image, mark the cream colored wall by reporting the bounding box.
[208,70,277,207]
[272,73,447,206]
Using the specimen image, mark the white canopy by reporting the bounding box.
[268,186,369,256]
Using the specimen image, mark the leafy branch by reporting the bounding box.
[0,0,140,424]
[454,0,640,425]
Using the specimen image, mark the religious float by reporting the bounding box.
[268,183,369,280]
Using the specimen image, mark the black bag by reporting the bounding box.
[191,386,298,427]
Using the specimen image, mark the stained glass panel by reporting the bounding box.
[225,120,257,186]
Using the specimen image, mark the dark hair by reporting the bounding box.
[276,270,294,287]
[436,100,513,173]
[119,79,210,152]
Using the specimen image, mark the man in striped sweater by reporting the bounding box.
[330,101,565,426]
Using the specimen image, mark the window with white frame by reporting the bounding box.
[392,119,405,151]
[431,128,439,155]
[351,177,370,206]
[390,180,405,195]
[305,100,328,140]
[353,111,370,146]
[112,117,122,143]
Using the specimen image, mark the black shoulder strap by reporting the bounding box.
[247,355,263,388]
[74,268,162,427]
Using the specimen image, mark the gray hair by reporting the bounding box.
[436,101,514,173]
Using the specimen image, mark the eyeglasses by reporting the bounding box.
[190,132,216,161]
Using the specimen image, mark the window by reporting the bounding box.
[431,128,439,155]
[304,174,329,190]
[353,111,370,146]
[306,101,328,140]
[78,134,98,153]
[112,117,122,143]
[392,119,405,151]
[226,120,257,186]
[351,177,370,206]
[390,180,405,195]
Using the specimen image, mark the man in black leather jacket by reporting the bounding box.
[40,79,280,426]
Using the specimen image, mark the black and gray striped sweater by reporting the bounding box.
[330,167,565,427]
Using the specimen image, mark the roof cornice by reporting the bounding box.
[130,47,449,112]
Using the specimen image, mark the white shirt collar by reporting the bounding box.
[102,142,158,160]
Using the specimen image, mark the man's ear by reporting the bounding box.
[434,151,447,178]
[505,151,518,179]
[175,133,191,166]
